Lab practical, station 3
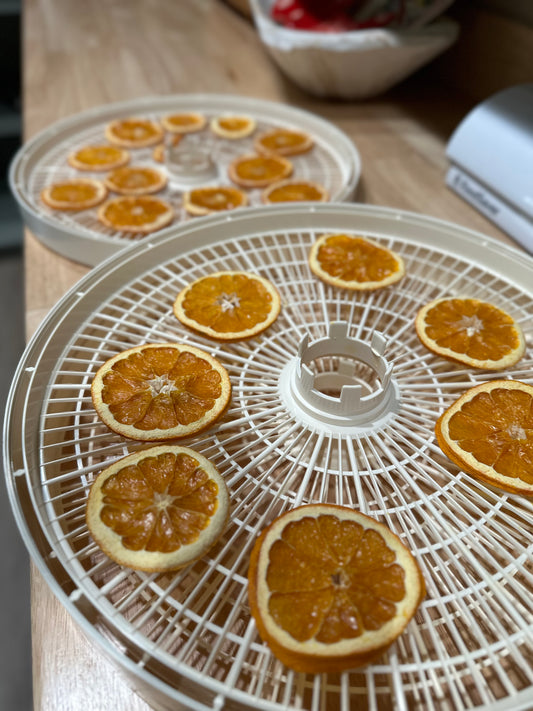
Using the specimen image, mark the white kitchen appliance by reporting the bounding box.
[446,83,533,253]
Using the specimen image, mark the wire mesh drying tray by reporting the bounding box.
[8,93,360,266]
[4,203,533,711]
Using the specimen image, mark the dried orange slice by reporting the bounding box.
[262,179,329,204]
[183,186,248,216]
[86,444,229,572]
[40,178,107,211]
[105,117,164,148]
[174,271,281,341]
[210,114,256,139]
[97,195,174,234]
[68,145,130,171]
[254,128,314,156]
[415,297,525,371]
[309,234,405,291]
[104,166,167,195]
[248,504,425,673]
[228,154,293,189]
[161,112,207,134]
[152,134,183,163]
[436,380,533,496]
[91,343,231,441]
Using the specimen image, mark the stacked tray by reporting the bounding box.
[9,94,360,266]
[4,203,533,710]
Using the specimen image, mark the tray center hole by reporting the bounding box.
[308,356,380,399]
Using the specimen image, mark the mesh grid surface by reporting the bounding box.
[6,205,533,710]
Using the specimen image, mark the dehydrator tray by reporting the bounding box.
[4,203,533,711]
[8,93,360,266]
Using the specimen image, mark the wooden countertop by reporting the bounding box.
[22,1,523,709]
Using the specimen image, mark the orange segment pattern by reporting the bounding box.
[108,118,161,143]
[100,196,171,228]
[256,129,312,155]
[422,299,521,361]
[447,387,533,483]
[71,145,127,167]
[217,117,250,132]
[106,167,165,194]
[265,182,326,202]
[316,234,401,283]
[180,273,274,334]
[231,155,292,184]
[188,187,245,211]
[100,347,223,431]
[266,515,406,644]
[49,182,102,202]
[99,450,219,553]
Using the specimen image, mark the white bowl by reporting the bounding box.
[250,0,459,100]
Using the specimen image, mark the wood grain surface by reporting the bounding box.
[22,0,523,709]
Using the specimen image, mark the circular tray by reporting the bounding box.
[9,94,360,266]
[4,204,533,711]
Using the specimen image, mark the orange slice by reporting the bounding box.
[105,117,163,148]
[248,504,425,673]
[86,444,229,572]
[228,153,293,189]
[40,179,107,211]
[91,343,231,441]
[67,145,130,171]
[262,179,329,204]
[254,128,313,156]
[97,195,174,234]
[415,297,525,371]
[309,233,405,291]
[210,114,256,139]
[174,271,281,341]
[436,380,533,496]
[104,166,167,195]
[152,134,183,163]
[183,186,248,216]
[161,112,207,134]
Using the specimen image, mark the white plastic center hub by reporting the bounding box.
[166,144,218,185]
[280,321,399,430]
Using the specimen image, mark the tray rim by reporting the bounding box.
[8,92,362,266]
[4,202,533,711]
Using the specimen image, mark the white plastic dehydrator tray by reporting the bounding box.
[4,203,533,711]
[8,93,360,266]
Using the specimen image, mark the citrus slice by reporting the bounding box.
[309,233,405,291]
[97,195,174,234]
[173,271,281,341]
[68,144,130,171]
[228,153,293,189]
[435,379,533,496]
[105,117,164,148]
[91,343,231,441]
[86,444,229,573]
[262,179,329,204]
[104,166,167,195]
[183,186,248,216]
[254,128,313,156]
[248,504,425,673]
[152,135,183,163]
[210,114,256,139]
[161,112,207,134]
[415,297,525,370]
[40,178,107,211]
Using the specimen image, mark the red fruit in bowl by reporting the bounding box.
[271,0,360,30]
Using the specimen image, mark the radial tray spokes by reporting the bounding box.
[4,204,533,711]
[9,94,360,266]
